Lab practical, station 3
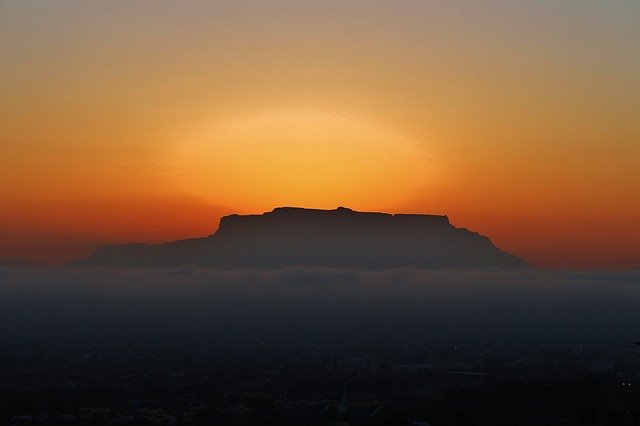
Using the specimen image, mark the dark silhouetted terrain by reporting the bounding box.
[76,207,529,269]
[0,258,39,268]
[1,267,640,424]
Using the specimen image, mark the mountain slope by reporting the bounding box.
[0,258,40,268]
[75,207,530,269]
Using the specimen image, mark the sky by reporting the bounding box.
[1,1,639,268]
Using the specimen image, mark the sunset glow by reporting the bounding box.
[174,109,433,209]
[1,1,639,268]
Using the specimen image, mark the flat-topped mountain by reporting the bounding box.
[75,207,530,269]
[0,257,41,268]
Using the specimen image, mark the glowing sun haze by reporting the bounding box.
[1,1,639,268]
[175,109,432,209]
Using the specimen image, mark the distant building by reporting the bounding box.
[337,383,347,414]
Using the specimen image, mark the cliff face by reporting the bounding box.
[75,207,530,269]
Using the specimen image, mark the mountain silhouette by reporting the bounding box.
[0,258,40,268]
[75,207,530,269]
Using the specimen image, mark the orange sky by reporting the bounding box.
[1,1,639,269]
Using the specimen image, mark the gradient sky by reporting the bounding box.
[1,1,639,268]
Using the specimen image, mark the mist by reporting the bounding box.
[1,267,638,346]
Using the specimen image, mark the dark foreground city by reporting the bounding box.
[2,331,640,425]
[2,267,640,425]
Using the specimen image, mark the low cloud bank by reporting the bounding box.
[1,267,639,344]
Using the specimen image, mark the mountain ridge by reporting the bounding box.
[75,207,530,269]
[0,257,43,268]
